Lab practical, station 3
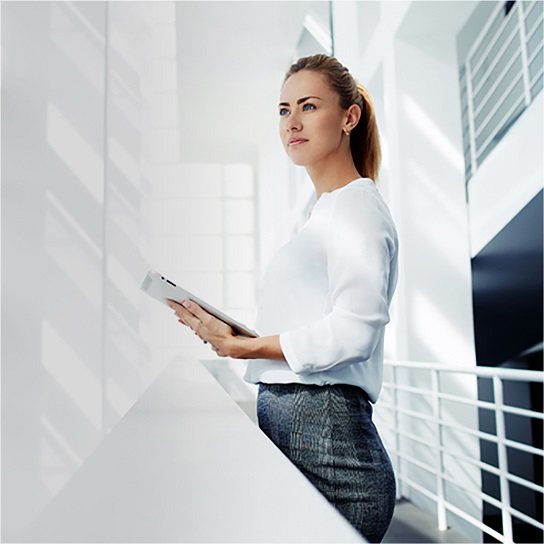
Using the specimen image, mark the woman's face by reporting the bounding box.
[278,70,348,169]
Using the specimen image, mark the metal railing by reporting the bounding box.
[375,359,543,543]
[460,0,543,182]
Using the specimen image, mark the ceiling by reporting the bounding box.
[175,1,313,165]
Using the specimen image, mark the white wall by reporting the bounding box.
[2,3,107,539]
[468,92,543,256]
[1,2,188,540]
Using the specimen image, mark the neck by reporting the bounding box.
[306,154,361,200]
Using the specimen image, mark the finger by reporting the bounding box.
[181,299,212,323]
[165,299,184,311]
[172,304,200,330]
[166,300,193,320]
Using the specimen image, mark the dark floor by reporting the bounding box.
[383,499,471,543]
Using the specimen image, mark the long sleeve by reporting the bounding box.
[279,184,398,374]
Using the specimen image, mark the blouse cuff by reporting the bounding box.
[279,331,306,374]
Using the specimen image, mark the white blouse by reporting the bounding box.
[243,177,398,403]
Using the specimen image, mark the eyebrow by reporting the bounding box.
[278,96,323,107]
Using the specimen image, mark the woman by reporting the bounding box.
[167,54,398,542]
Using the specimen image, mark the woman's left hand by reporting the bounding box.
[165,299,236,357]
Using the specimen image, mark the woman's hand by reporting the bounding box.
[165,299,236,357]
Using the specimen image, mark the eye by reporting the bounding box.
[279,107,289,116]
[302,103,316,111]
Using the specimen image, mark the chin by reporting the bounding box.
[287,151,310,167]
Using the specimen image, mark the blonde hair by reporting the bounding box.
[284,54,381,182]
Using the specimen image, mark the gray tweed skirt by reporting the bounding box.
[257,383,396,543]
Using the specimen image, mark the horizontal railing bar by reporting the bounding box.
[441,451,544,495]
[501,403,544,420]
[466,1,505,68]
[509,504,544,530]
[474,71,524,140]
[444,499,507,543]
[379,403,544,456]
[398,475,507,543]
[470,2,517,77]
[385,386,544,420]
[390,406,544,455]
[476,93,526,158]
[442,470,544,529]
[382,383,544,420]
[504,437,544,456]
[472,24,521,100]
[384,361,544,382]
[391,451,439,476]
[442,471,505,509]
[392,428,435,449]
[526,13,544,43]
[382,358,544,540]
[380,425,544,494]
[531,66,544,85]
[380,404,497,442]
[472,44,522,119]
[396,474,438,503]
[524,0,539,23]
[393,448,517,513]
[528,44,543,66]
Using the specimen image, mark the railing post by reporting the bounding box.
[432,369,448,531]
[493,375,513,543]
[393,365,403,500]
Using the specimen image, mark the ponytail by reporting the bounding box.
[351,82,381,182]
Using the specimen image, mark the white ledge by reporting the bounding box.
[18,358,363,543]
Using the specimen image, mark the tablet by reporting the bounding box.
[140,270,259,338]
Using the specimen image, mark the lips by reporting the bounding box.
[288,137,308,147]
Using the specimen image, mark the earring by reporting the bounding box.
[343,128,350,136]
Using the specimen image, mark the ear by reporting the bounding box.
[343,104,362,132]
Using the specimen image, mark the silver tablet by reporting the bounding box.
[140,270,259,338]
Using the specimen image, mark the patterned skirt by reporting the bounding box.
[257,382,396,543]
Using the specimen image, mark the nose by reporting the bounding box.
[285,112,301,133]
